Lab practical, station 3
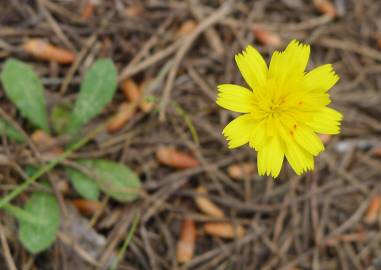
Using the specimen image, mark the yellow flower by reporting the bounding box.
[217,40,342,178]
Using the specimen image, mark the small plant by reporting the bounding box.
[0,58,141,254]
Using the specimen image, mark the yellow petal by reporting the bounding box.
[293,124,324,156]
[287,92,331,112]
[303,64,339,92]
[257,137,284,177]
[249,120,266,151]
[277,113,323,156]
[269,40,310,81]
[308,107,343,134]
[235,45,268,90]
[216,84,255,113]
[285,142,314,175]
[222,114,257,148]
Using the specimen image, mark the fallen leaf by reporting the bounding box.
[372,144,381,157]
[176,218,196,263]
[31,130,64,157]
[81,0,95,20]
[122,79,140,102]
[124,4,144,17]
[204,222,245,239]
[364,195,381,224]
[31,130,56,149]
[175,20,197,37]
[195,186,224,218]
[23,39,75,64]
[139,79,155,113]
[313,0,336,17]
[156,146,199,169]
[227,162,256,180]
[253,26,281,47]
[72,199,103,216]
[107,102,136,133]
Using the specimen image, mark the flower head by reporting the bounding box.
[217,40,342,178]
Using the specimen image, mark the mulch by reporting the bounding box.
[1,0,381,269]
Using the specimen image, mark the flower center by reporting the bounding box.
[266,97,286,116]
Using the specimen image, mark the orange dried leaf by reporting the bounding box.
[81,0,95,20]
[253,26,281,47]
[23,39,75,64]
[122,79,154,113]
[122,79,141,102]
[195,186,224,218]
[176,20,197,37]
[227,162,256,180]
[364,195,381,224]
[313,0,336,17]
[372,145,381,157]
[124,4,144,17]
[204,222,245,239]
[156,146,199,169]
[139,80,155,113]
[72,199,103,215]
[31,130,64,157]
[31,129,55,148]
[176,218,196,263]
[107,102,135,133]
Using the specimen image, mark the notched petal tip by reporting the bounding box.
[216,84,255,113]
[287,39,310,51]
[234,44,268,90]
[257,168,282,179]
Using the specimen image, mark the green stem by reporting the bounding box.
[0,124,105,209]
[3,203,45,225]
[111,212,140,270]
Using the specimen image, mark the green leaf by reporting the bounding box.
[3,203,46,225]
[0,59,49,132]
[18,192,60,254]
[67,59,117,133]
[72,159,141,202]
[65,167,100,200]
[85,160,141,202]
[0,118,24,142]
[51,104,71,135]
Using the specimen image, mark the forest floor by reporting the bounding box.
[1,0,381,269]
